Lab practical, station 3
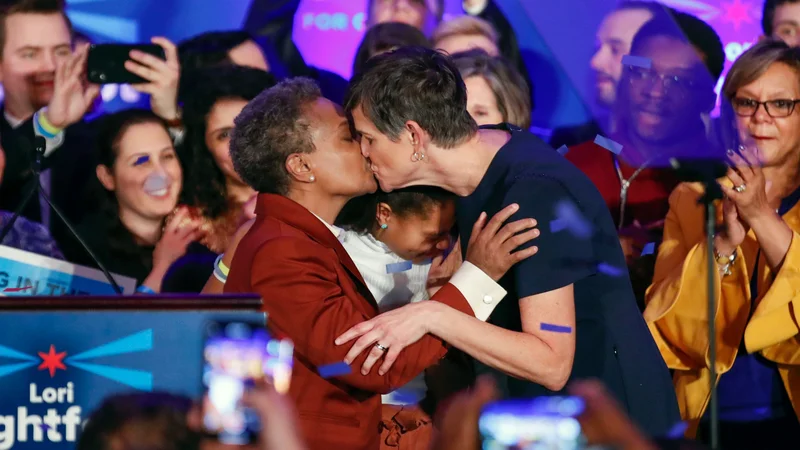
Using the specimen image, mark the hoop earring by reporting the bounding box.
[411,152,425,162]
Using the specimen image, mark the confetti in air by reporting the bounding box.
[554,200,592,239]
[594,135,623,155]
[133,155,150,166]
[540,323,572,333]
[621,54,652,69]
[386,261,413,274]
[597,262,625,277]
[318,361,352,379]
[641,242,656,256]
[556,145,569,156]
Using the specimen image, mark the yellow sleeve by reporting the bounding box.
[644,184,750,372]
[746,231,800,363]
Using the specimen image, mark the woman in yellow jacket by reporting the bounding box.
[645,40,800,448]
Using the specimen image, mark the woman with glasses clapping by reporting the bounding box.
[644,40,800,448]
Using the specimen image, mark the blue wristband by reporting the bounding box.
[136,285,156,295]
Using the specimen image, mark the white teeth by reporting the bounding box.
[147,188,168,197]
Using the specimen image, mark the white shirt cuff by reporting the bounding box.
[463,0,489,16]
[447,261,506,321]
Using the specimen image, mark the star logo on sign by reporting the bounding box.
[38,345,67,377]
[721,0,755,30]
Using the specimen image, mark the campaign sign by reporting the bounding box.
[0,310,266,449]
[0,246,136,296]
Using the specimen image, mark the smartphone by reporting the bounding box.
[87,43,165,84]
[201,320,294,445]
[479,397,587,450]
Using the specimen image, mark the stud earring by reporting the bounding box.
[309,175,315,182]
[380,223,388,230]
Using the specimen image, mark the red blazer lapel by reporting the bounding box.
[254,194,377,309]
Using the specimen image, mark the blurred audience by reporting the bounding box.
[77,392,197,450]
[550,1,667,149]
[451,49,531,129]
[566,12,724,307]
[762,0,800,47]
[178,65,276,254]
[646,39,800,448]
[61,109,201,292]
[0,0,99,246]
[432,15,499,56]
[352,22,430,76]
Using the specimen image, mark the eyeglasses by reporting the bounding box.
[731,98,800,118]
[625,65,700,93]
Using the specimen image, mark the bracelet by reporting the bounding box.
[136,285,156,295]
[34,108,62,139]
[213,254,229,283]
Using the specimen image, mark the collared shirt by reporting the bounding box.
[4,109,65,229]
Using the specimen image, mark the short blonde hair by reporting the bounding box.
[452,49,532,129]
[432,16,499,49]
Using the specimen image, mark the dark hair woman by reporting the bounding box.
[61,109,202,293]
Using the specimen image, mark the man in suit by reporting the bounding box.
[0,0,182,249]
[223,77,536,450]
[0,0,99,237]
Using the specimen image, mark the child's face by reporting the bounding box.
[378,199,456,263]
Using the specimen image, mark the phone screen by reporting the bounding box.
[479,397,587,450]
[201,320,293,445]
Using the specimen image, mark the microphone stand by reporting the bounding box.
[699,180,722,450]
[0,136,123,294]
[670,156,725,450]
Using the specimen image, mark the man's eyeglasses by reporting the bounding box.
[731,98,800,118]
[625,65,700,93]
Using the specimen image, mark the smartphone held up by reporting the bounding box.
[87,43,166,84]
[201,320,293,445]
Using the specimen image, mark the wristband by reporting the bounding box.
[213,254,229,283]
[34,108,62,139]
[136,285,156,294]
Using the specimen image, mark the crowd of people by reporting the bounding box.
[3,0,800,449]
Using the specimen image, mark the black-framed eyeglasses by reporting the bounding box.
[731,97,800,118]
[625,65,700,93]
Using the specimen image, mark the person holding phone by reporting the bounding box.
[339,46,679,438]
[223,77,538,450]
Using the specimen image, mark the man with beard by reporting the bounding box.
[564,12,724,306]
[550,1,665,148]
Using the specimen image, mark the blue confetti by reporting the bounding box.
[386,261,413,274]
[594,135,623,155]
[666,421,688,439]
[541,323,572,333]
[554,200,592,239]
[641,242,656,256]
[597,262,625,277]
[621,54,652,69]
[133,155,150,166]
[550,218,567,233]
[556,145,569,156]
[318,361,352,379]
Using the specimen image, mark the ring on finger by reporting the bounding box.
[374,343,389,352]
[734,184,746,193]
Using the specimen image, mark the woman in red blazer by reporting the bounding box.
[222,77,539,450]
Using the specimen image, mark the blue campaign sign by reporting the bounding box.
[0,310,265,449]
[0,246,136,296]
